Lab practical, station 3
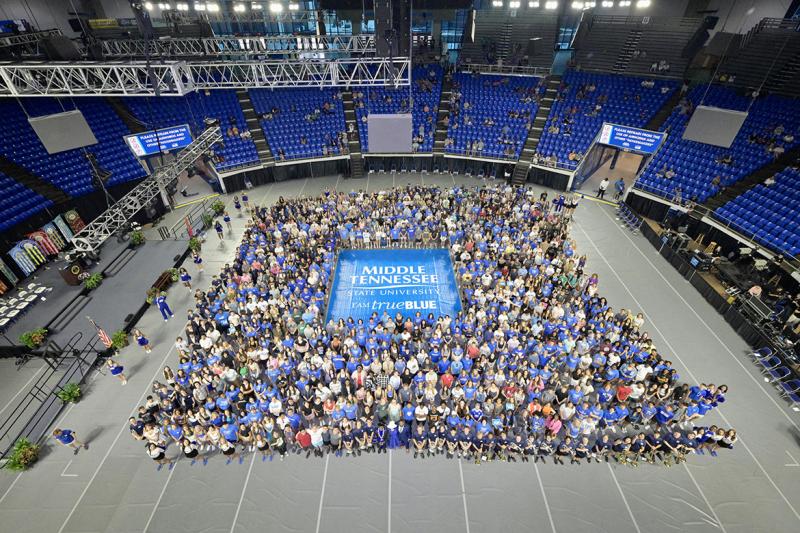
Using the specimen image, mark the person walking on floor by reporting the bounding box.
[214,220,224,241]
[597,178,609,200]
[156,292,174,321]
[613,177,626,201]
[133,328,152,354]
[53,428,88,454]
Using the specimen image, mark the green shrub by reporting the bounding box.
[56,383,82,404]
[83,273,103,290]
[211,199,226,214]
[201,213,214,229]
[168,268,180,282]
[18,328,48,349]
[6,438,40,471]
[146,287,159,304]
[111,330,129,350]
[130,230,145,246]
[188,237,202,252]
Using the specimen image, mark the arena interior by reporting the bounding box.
[0,1,799,532]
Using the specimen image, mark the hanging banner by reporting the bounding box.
[9,239,46,277]
[0,257,18,287]
[42,222,67,249]
[52,214,73,241]
[64,209,86,233]
[26,230,59,256]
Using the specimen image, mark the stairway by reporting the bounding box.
[341,90,364,178]
[768,51,800,94]
[0,156,69,205]
[511,75,560,185]
[644,88,683,131]
[236,89,274,168]
[432,74,454,155]
[612,30,643,73]
[105,97,147,134]
[703,144,800,211]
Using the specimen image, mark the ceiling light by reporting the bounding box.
[207,2,220,11]
[176,2,189,10]
[492,0,503,6]
[529,1,540,5]
[585,1,596,6]
[602,0,614,6]
[636,0,651,6]
[571,1,584,8]
[194,2,206,10]
[289,2,300,9]
[251,2,263,9]
[233,3,246,11]
[270,2,284,12]
[144,1,154,10]
[619,0,631,5]
[510,0,521,7]
[545,1,558,9]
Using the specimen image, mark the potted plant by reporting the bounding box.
[6,438,40,471]
[19,327,48,349]
[111,330,129,350]
[188,237,202,252]
[146,287,159,304]
[56,383,82,404]
[211,199,226,215]
[202,213,214,229]
[83,272,103,290]
[130,230,145,247]
[168,268,180,283]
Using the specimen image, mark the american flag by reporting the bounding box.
[87,317,113,348]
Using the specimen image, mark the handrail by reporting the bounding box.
[459,64,551,77]
[630,181,800,268]
[588,15,703,28]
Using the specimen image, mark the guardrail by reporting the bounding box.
[459,63,551,77]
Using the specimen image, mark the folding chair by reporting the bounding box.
[767,366,791,383]
[0,317,8,333]
[778,379,800,399]
[758,356,783,380]
[750,347,773,361]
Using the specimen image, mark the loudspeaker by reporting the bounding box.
[375,0,394,57]
[41,35,82,61]
[393,0,410,57]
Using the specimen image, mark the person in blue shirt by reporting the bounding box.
[53,428,87,454]
[155,292,173,321]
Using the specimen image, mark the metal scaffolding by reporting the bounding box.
[99,35,376,58]
[0,57,410,96]
[0,29,61,50]
[70,127,222,254]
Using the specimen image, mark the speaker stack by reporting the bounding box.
[375,0,410,58]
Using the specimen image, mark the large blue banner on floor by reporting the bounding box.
[327,249,463,323]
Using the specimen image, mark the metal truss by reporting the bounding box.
[0,57,409,96]
[0,61,194,97]
[0,29,61,50]
[100,35,376,58]
[71,127,222,254]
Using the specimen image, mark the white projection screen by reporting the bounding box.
[28,110,98,154]
[682,105,748,148]
[367,113,412,153]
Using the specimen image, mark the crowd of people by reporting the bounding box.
[128,185,735,469]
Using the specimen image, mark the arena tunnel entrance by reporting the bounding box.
[577,145,646,199]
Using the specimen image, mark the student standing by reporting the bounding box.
[179,267,192,289]
[214,220,224,241]
[106,358,127,385]
[192,251,203,273]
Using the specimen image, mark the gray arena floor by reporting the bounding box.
[0,173,799,533]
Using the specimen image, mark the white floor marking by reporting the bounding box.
[298,177,309,198]
[0,365,45,418]
[315,453,330,533]
[597,205,800,434]
[259,182,275,205]
[607,464,642,533]
[0,473,22,505]
[682,464,724,531]
[387,449,393,533]
[60,460,78,478]
[576,217,800,523]
[533,462,557,533]
[229,453,256,533]
[785,450,800,467]
[144,461,178,533]
[458,458,471,533]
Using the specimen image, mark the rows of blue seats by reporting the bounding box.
[354,65,443,153]
[537,70,678,170]
[0,172,53,232]
[445,73,542,160]
[124,90,258,170]
[0,98,146,198]
[249,88,346,160]
[716,166,800,257]
[636,85,800,202]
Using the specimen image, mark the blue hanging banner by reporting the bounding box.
[327,248,462,324]
[598,123,666,154]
